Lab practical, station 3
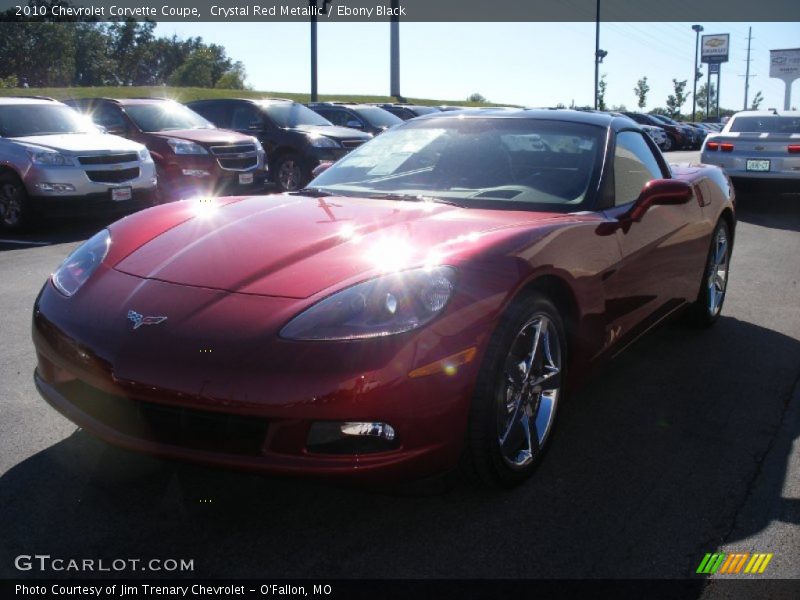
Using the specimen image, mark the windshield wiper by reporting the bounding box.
[292,187,334,197]
[365,192,463,207]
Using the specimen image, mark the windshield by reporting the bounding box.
[352,106,403,128]
[310,117,604,211]
[729,116,800,134]
[0,104,97,137]
[124,103,213,132]
[261,103,332,128]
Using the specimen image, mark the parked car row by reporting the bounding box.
[0,97,428,230]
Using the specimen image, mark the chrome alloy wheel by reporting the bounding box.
[496,314,562,469]
[0,182,22,228]
[277,159,302,191]
[707,225,729,317]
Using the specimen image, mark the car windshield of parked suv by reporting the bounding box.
[729,116,800,133]
[124,102,214,132]
[259,102,333,128]
[310,117,604,211]
[0,104,97,137]
[352,106,403,128]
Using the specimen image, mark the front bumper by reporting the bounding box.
[32,269,488,482]
[159,155,267,200]
[25,160,157,198]
[30,188,157,218]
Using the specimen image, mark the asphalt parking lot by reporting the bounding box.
[0,158,798,588]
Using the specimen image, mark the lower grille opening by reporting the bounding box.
[217,156,258,170]
[56,380,269,457]
[86,168,140,183]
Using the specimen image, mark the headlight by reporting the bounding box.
[138,147,151,161]
[308,135,340,149]
[51,230,110,297]
[28,150,74,166]
[280,266,456,341]
[166,138,208,155]
[250,137,264,153]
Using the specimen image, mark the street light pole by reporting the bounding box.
[390,0,400,99]
[310,1,318,102]
[691,24,703,121]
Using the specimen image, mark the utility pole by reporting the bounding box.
[692,24,704,121]
[743,27,753,109]
[390,0,400,99]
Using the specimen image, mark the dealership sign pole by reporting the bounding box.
[701,33,729,119]
[770,48,800,110]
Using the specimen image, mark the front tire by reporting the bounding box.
[688,218,731,327]
[274,154,307,192]
[464,292,567,488]
[0,171,35,232]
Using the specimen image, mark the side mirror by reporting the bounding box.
[346,120,363,129]
[312,161,334,177]
[627,179,692,222]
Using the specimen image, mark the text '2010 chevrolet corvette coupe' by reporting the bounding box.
[32,110,735,488]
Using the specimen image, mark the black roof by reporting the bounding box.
[413,108,634,130]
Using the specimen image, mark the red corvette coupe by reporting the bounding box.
[32,110,735,488]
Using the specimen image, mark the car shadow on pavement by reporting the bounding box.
[735,189,800,233]
[1,315,798,584]
[0,217,114,251]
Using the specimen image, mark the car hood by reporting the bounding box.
[13,133,144,154]
[287,124,371,140]
[114,194,566,299]
[148,129,255,145]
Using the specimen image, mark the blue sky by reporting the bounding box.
[155,22,799,111]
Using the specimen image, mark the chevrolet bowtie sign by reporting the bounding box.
[701,34,730,64]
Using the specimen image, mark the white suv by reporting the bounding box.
[0,97,157,231]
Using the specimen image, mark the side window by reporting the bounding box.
[320,109,348,127]
[230,104,262,131]
[93,104,126,130]
[613,131,664,206]
[190,102,226,128]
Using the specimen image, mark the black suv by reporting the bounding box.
[367,103,442,121]
[306,102,403,136]
[187,98,372,191]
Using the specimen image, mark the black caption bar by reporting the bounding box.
[0,0,799,22]
[4,579,800,600]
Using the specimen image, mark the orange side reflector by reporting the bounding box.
[408,347,478,379]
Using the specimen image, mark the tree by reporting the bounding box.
[750,90,764,110]
[168,48,216,87]
[467,92,487,103]
[597,74,608,111]
[696,81,717,114]
[633,76,649,109]
[215,62,247,89]
[665,79,688,119]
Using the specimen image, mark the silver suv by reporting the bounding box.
[0,97,157,231]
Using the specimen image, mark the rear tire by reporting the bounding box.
[463,292,568,488]
[687,219,731,328]
[0,171,35,232]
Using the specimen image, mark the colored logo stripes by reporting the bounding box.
[696,552,773,575]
